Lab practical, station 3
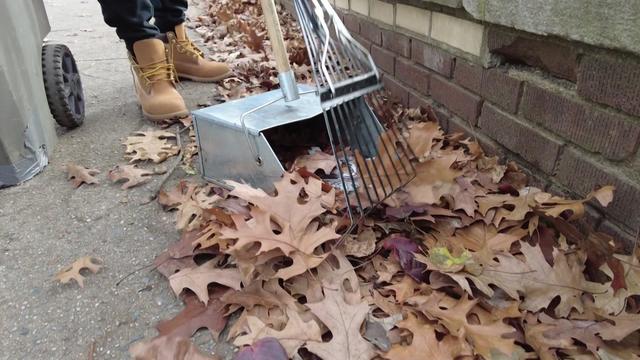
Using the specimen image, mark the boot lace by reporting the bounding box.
[132,58,178,89]
[170,33,204,59]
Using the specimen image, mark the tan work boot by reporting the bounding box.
[167,23,232,82]
[130,38,189,121]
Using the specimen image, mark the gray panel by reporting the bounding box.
[193,85,323,192]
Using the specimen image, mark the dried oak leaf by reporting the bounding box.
[305,286,376,360]
[406,121,443,161]
[107,164,153,189]
[383,313,472,360]
[293,151,337,174]
[343,228,376,258]
[169,260,242,303]
[130,336,217,360]
[66,164,100,188]
[123,130,179,163]
[403,153,461,204]
[54,256,103,287]
[222,173,339,256]
[234,308,322,357]
[419,293,518,359]
[156,290,228,340]
[524,313,604,358]
[593,254,640,315]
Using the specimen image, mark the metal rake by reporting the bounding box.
[294,0,417,227]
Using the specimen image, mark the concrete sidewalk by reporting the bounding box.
[0,0,217,358]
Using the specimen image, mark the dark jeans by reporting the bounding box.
[97,0,188,51]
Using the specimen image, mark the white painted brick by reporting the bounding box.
[431,12,484,56]
[395,4,430,37]
[350,0,369,16]
[370,0,394,25]
[335,0,349,9]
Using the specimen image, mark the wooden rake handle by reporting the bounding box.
[259,0,291,74]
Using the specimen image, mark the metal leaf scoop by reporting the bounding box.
[294,0,417,224]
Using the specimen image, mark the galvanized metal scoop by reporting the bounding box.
[193,0,323,191]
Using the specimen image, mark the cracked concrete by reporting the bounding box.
[0,0,223,358]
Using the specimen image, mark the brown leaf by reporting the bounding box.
[130,336,217,360]
[156,290,228,340]
[233,308,322,357]
[383,313,471,360]
[403,153,461,204]
[343,228,377,257]
[305,286,376,360]
[419,293,518,359]
[123,130,179,163]
[169,261,242,303]
[54,256,103,287]
[293,151,337,174]
[107,164,153,189]
[66,164,100,188]
[406,121,443,161]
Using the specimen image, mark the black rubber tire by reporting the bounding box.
[42,44,85,128]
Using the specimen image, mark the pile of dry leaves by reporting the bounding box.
[122,1,640,359]
[190,0,313,101]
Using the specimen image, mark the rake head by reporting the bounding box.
[294,0,417,225]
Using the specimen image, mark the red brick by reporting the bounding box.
[480,68,523,113]
[577,52,640,117]
[371,45,395,74]
[382,29,411,58]
[521,83,640,160]
[555,147,640,231]
[343,13,360,34]
[382,74,409,106]
[411,40,454,77]
[395,58,429,95]
[478,103,563,174]
[488,26,578,82]
[454,60,483,93]
[360,20,382,46]
[430,75,482,125]
[352,34,372,53]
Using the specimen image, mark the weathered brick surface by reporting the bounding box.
[343,13,360,34]
[360,20,382,45]
[520,83,640,160]
[352,34,372,53]
[411,40,455,77]
[577,53,640,117]
[478,103,563,174]
[430,75,482,125]
[371,45,395,74]
[382,74,410,106]
[488,26,578,82]
[395,58,429,94]
[453,60,483,93]
[382,29,411,58]
[480,68,523,113]
[555,147,640,231]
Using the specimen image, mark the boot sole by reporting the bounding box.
[142,109,190,121]
[177,70,232,83]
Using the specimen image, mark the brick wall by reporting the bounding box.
[282,0,640,244]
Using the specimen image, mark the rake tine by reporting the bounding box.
[338,101,384,203]
[327,107,365,213]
